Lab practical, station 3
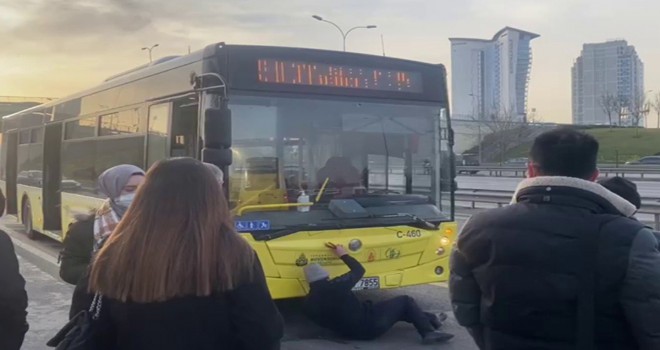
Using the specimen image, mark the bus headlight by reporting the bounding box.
[439,236,451,247]
[436,236,452,256]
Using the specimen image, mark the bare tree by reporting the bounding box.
[652,92,660,129]
[616,95,630,126]
[629,93,650,137]
[469,104,534,163]
[598,93,618,129]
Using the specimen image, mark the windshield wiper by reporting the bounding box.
[377,213,439,230]
[320,212,439,230]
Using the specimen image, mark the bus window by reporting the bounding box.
[19,130,31,145]
[99,109,141,136]
[230,95,445,207]
[147,103,170,167]
[64,117,97,140]
[228,103,281,208]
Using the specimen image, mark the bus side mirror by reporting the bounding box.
[202,148,233,167]
[204,107,231,149]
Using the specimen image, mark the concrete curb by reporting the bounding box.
[4,220,61,280]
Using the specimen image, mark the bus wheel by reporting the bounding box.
[22,199,38,240]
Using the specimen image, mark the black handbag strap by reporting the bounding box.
[89,293,103,320]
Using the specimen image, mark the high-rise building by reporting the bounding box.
[450,27,539,122]
[572,40,644,125]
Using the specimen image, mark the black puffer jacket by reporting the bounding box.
[0,231,29,350]
[59,214,95,285]
[450,176,660,350]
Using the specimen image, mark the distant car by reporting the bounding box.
[625,156,660,166]
[504,157,529,166]
[456,153,480,175]
[16,170,82,191]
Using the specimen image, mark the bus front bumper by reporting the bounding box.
[267,255,450,299]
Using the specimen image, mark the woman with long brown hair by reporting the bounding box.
[88,158,283,350]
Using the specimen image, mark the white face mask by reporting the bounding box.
[115,193,136,209]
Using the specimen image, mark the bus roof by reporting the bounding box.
[3,48,206,120]
[4,43,447,120]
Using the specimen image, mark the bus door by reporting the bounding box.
[42,123,62,230]
[146,98,199,168]
[171,98,199,158]
[4,131,18,214]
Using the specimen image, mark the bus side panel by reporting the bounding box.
[5,132,18,214]
[17,185,45,231]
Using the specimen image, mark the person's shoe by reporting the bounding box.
[424,312,445,329]
[422,331,454,344]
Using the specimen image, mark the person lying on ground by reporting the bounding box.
[303,242,453,345]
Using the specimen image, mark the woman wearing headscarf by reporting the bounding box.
[60,165,145,320]
[92,164,146,251]
[59,164,145,285]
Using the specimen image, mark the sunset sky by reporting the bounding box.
[1,0,658,124]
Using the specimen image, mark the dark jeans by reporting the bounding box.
[365,295,435,339]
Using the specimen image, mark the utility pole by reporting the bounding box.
[381,34,386,56]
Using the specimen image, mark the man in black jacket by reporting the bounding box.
[450,128,660,350]
[303,243,453,345]
[0,193,29,350]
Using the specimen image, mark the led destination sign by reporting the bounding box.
[257,59,423,93]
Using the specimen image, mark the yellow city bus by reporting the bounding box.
[0,43,457,299]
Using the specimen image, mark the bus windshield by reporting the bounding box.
[228,94,451,214]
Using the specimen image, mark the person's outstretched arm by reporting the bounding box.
[328,244,365,290]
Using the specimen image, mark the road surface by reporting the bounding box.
[6,216,477,350]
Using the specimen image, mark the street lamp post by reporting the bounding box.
[312,15,376,51]
[141,44,159,63]
[469,93,482,163]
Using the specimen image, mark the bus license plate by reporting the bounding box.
[352,277,380,290]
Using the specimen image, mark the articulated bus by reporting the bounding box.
[1,43,456,299]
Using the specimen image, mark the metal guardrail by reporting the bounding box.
[457,166,660,179]
[455,190,660,229]
[456,188,660,201]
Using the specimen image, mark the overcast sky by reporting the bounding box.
[1,0,658,124]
